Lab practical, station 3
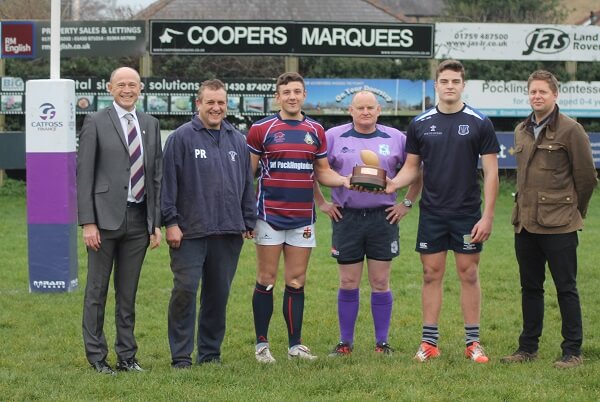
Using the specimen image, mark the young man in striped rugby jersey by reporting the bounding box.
[247,72,350,363]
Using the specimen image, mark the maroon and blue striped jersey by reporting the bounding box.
[247,113,327,230]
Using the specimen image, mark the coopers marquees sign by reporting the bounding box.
[150,20,434,57]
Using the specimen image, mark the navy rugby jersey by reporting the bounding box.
[406,104,499,215]
[247,112,327,230]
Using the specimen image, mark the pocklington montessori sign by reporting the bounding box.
[150,20,434,57]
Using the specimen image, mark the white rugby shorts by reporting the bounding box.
[253,219,316,248]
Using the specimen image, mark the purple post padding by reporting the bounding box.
[28,223,79,293]
[26,152,77,225]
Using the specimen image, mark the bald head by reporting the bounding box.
[351,90,378,106]
[107,66,142,112]
[110,67,140,84]
[349,91,381,134]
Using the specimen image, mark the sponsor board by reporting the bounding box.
[150,20,434,57]
[303,78,434,116]
[25,80,76,153]
[495,132,600,169]
[37,20,146,57]
[436,23,600,61]
[462,80,600,117]
[1,20,146,58]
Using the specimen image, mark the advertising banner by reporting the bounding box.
[2,76,279,116]
[1,20,146,58]
[6,76,600,118]
[304,78,434,116]
[462,80,600,117]
[37,20,146,57]
[25,80,78,293]
[435,23,600,61]
[495,132,600,169]
[8,131,600,170]
[150,20,434,57]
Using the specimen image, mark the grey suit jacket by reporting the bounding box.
[77,106,162,234]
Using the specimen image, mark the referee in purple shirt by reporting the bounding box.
[315,90,422,357]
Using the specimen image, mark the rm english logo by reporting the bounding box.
[39,103,56,120]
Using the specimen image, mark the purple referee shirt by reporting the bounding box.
[326,123,408,209]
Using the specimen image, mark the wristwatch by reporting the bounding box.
[402,199,413,208]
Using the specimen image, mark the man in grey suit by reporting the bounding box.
[77,66,162,375]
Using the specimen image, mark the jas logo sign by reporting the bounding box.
[522,28,569,55]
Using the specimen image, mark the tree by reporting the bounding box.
[462,60,568,81]
[152,55,285,79]
[0,0,50,19]
[442,0,568,23]
[300,57,431,80]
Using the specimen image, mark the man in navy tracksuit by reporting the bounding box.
[161,79,256,368]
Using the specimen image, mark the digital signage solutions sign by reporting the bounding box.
[150,20,434,57]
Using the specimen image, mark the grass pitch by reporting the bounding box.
[1,178,599,401]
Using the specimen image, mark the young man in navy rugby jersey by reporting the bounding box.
[247,72,350,363]
[387,60,500,363]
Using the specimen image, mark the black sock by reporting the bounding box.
[253,282,273,344]
[283,285,305,348]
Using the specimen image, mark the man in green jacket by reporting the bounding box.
[502,70,597,369]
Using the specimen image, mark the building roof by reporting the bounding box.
[575,10,600,25]
[368,0,444,19]
[136,0,406,22]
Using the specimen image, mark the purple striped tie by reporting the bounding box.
[125,113,145,201]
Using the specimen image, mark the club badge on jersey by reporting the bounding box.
[458,125,470,136]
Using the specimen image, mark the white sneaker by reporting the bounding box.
[288,344,317,360]
[255,343,276,364]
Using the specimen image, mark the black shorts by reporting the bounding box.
[416,211,482,254]
[331,207,399,264]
